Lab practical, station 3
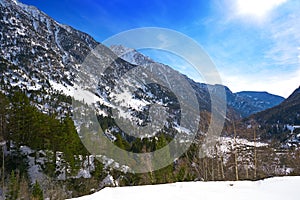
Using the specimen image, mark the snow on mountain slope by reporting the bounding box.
[110,45,285,118]
[69,176,300,200]
[110,45,154,65]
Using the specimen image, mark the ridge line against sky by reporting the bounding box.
[19,0,300,98]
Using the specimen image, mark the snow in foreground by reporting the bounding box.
[70,176,300,200]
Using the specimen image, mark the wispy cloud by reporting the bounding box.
[264,2,300,69]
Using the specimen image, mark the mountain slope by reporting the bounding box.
[0,0,216,166]
[0,0,103,114]
[109,45,213,111]
[110,45,284,118]
[0,0,286,132]
[236,91,284,106]
[250,86,300,125]
[227,91,284,118]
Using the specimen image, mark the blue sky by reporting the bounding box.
[20,0,300,97]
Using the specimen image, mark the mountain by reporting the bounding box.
[0,0,103,114]
[110,45,155,66]
[0,0,218,176]
[1,0,298,198]
[0,0,280,131]
[0,1,230,197]
[110,45,285,118]
[250,86,300,125]
[0,0,217,121]
[0,0,288,145]
[236,91,284,106]
[110,45,214,110]
[226,91,284,118]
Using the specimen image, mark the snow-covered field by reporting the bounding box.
[70,176,300,200]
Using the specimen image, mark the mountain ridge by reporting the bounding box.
[109,45,285,118]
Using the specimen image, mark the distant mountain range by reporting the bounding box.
[227,90,284,118]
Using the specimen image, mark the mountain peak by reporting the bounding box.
[110,45,154,65]
[226,91,285,117]
[110,45,136,56]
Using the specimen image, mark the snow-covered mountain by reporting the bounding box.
[110,45,285,118]
[110,45,155,66]
[109,44,219,113]
[1,0,291,162]
[0,0,102,115]
[0,0,220,144]
[0,0,283,130]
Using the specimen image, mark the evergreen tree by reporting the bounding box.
[153,134,173,183]
[31,181,43,200]
[0,92,9,141]
[113,134,130,166]
[6,171,19,200]
[61,116,82,175]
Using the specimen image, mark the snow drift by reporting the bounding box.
[70,176,300,200]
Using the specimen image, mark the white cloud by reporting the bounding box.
[235,0,288,18]
[220,68,300,98]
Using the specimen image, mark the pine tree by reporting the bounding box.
[153,134,173,183]
[61,116,82,176]
[9,92,34,146]
[31,181,43,200]
[0,92,9,141]
[6,171,19,200]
